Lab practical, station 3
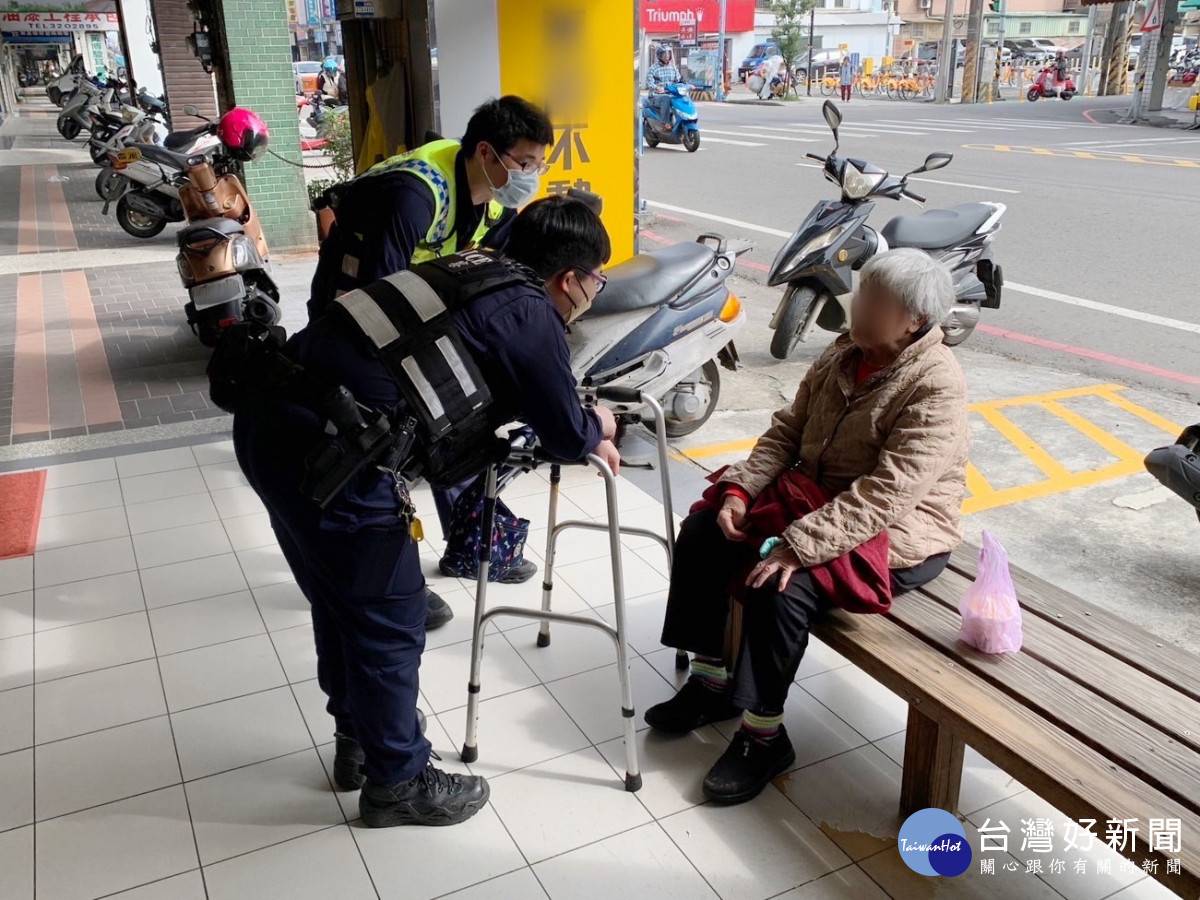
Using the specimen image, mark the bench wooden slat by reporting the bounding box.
[811,609,1200,897]
[919,570,1200,757]
[949,545,1200,702]
[888,589,1200,815]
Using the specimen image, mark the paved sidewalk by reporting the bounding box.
[0,103,312,450]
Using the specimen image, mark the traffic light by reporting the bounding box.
[988,0,1002,10]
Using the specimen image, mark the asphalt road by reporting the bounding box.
[639,93,1200,397]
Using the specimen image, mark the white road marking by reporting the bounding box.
[706,128,815,143]
[781,122,928,136]
[792,163,1021,193]
[648,145,707,152]
[699,134,767,146]
[1059,136,1200,147]
[874,119,978,133]
[931,118,1067,129]
[646,201,1200,335]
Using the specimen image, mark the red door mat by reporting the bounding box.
[0,470,47,559]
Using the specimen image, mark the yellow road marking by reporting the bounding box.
[972,405,1072,480]
[1093,389,1183,435]
[1039,399,1144,463]
[963,143,1200,170]
[964,462,995,499]
[681,437,757,460]
[961,458,1145,515]
[982,382,1127,409]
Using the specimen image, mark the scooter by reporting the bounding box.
[766,100,1004,360]
[1027,66,1076,101]
[641,83,700,153]
[1145,424,1200,523]
[47,54,87,107]
[566,194,745,436]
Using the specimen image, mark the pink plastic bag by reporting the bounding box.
[958,531,1023,654]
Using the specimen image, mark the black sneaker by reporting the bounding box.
[643,678,742,734]
[359,763,490,828]
[331,712,427,792]
[702,725,796,805]
[426,588,454,630]
[439,557,538,585]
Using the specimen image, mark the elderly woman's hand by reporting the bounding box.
[716,494,749,542]
[746,544,802,591]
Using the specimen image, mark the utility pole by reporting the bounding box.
[960,0,985,102]
[716,0,727,100]
[935,0,957,101]
[991,0,1006,100]
[1148,0,1180,110]
[807,4,816,96]
[1100,0,1131,95]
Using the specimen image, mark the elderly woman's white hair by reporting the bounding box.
[859,248,954,326]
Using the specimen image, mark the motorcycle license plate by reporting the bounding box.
[114,147,141,170]
[189,273,245,311]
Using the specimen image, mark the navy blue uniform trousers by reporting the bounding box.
[234,415,431,786]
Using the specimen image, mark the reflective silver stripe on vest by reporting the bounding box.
[435,335,477,398]
[401,356,445,420]
[335,290,401,348]
[383,269,445,322]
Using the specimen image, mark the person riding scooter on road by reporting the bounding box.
[647,46,681,130]
[317,57,346,104]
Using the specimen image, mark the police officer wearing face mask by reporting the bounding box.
[310,95,554,630]
[232,197,620,828]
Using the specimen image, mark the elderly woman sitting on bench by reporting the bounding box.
[646,248,969,804]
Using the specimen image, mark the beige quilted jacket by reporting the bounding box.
[721,326,968,569]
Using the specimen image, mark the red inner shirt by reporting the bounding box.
[855,358,882,385]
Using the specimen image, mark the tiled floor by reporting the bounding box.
[0,439,1175,899]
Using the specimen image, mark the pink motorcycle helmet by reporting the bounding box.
[217,107,270,161]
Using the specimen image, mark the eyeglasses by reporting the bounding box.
[501,149,551,177]
[574,268,607,295]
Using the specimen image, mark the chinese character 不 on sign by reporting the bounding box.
[548,123,590,172]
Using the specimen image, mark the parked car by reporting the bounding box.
[792,48,842,81]
[293,60,322,95]
[919,39,966,65]
[739,41,779,80]
[1006,40,1051,64]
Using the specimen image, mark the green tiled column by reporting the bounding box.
[220,0,313,251]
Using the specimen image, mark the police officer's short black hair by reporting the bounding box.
[505,196,611,279]
[462,96,554,157]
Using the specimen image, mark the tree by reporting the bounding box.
[770,0,816,83]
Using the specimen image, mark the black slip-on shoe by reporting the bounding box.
[702,725,796,805]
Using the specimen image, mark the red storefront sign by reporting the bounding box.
[640,0,755,34]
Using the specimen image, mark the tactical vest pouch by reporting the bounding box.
[333,251,535,487]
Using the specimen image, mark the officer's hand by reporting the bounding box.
[594,439,621,477]
[593,405,618,440]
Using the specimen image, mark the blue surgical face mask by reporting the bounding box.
[483,145,541,208]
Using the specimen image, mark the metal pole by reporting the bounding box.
[1148,0,1180,111]
[807,5,815,96]
[1079,4,1098,95]
[935,0,957,102]
[992,0,1006,99]
[716,0,727,100]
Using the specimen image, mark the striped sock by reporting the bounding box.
[740,709,784,741]
[689,656,729,692]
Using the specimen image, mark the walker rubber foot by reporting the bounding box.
[674,651,689,671]
[460,744,478,764]
[625,772,642,792]
[536,632,551,648]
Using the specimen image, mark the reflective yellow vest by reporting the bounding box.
[363,139,506,264]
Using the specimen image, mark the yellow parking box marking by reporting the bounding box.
[1094,389,1183,436]
[984,383,1127,409]
[962,458,1145,515]
[1039,399,1144,463]
[962,144,1200,170]
[682,437,757,461]
[964,463,995,500]
[973,405,1072,480]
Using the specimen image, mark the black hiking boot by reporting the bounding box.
[359,763,490,828]
[643,678,742,734]
[332,711,426,792]
[426,588,453,630]
[702,725,796,805]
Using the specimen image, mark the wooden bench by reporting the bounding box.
[807,544,1200,897]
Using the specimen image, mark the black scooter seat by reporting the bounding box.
[164,125,211,151]
[882,203,996,251]
[591,241,714,315]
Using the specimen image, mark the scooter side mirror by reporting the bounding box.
[821,100,842,142]
[909,152,953,176]
[183,104,200,117]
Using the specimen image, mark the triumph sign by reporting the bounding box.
[640,0,754,34]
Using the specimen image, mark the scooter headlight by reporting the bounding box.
[798,222,852,259]
[841,166,885,200]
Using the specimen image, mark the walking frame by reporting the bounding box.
[459,389,680,792]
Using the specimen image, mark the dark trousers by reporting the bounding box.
[661,507,948,715]
[235,420,431,786]
[840,84,852,101]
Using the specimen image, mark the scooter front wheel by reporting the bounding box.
[115,195,167,239]
[642,120,659,148]
[770,284,822,360]
[57,116,81,140]
[95,167,124,201]
[1026,87,1040,101]
[682,130,700,152]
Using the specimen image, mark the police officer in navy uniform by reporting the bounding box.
[311,96,556,627]
[233,197,620,828]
